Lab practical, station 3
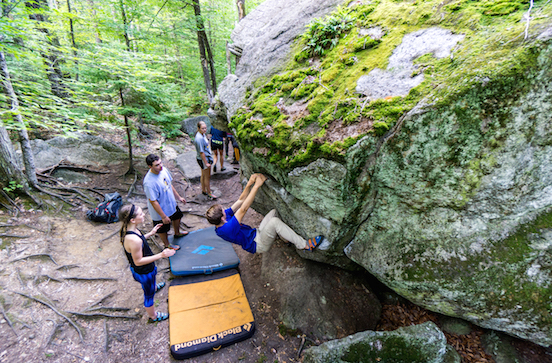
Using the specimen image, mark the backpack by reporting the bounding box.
[87,192,123,223]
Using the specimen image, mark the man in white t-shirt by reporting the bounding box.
[143,154,187,249]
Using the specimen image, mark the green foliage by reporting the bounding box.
[3,181,23,194]
[297,7,354,60]
[0,0,266,147]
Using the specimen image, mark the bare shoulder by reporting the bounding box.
[123,234,142,253]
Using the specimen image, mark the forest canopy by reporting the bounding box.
[0,0,262,139]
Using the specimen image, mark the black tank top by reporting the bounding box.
[124,230,155,274]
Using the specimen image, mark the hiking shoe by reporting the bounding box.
[148,311,168,323]
[213,165,217,172]
[221,167,226,171]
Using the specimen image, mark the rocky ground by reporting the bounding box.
[0,135,551,363]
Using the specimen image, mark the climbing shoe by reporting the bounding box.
[305,236,323,251]
[148,311,169,323]
[155,282,165,293]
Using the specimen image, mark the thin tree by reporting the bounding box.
[25,0,69,98]
[67,0,79,80]
[0,48,38,188]
[191,0,217,104]
[119,0,131,51]
[118,87,135,175]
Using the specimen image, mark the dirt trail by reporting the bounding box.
[0,144,550,363]
[0,158,308,363]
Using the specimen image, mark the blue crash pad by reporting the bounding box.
[168,227,239,276]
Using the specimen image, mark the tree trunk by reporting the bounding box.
[67,0,79,81]
[119,0,131,51]
[119,88,134,175]
[0,51,28,191]
[192,0,217,104]
[236,0,246,21]
[0,50,38,188]
[25,0,69,99]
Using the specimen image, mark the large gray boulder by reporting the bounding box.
[31,133,126,169]
[303,322,460,363]
[181,115,211,137]
[215,0,552,347]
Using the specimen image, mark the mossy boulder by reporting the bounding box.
[215,0,552,346]
[303,321,460,363]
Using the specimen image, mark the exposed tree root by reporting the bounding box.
[98,229,119,247]
[0,233,31,238]
[35,184,78,207]
[84,291,115,311]
[12,291,84,343]
[125,171,138,199]
[0,301,17,336]
[66,311,139,319]
[55,264,79,271]
[38,161,108,176]
[63,277,117,282]
[11,253,58,265]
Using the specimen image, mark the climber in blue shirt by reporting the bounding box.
[205,173,323,253]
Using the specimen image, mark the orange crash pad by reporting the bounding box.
[169,269,255,359]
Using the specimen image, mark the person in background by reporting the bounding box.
[224,132,233,159]
[143,154,187,250]
[205,173,324,254]
[231,134,240,164]
[119,204,175,323]
[195,121,216,199]
[210,126,226,172]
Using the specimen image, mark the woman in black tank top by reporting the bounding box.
[119,204,176,323]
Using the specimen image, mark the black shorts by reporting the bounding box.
[197,156,213,170]
[152,206,183,233]
[211,139,224,151]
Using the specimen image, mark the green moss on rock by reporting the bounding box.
[229,0,549,172]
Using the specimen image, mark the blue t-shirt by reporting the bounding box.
[215,208,257,253]
[143,168,176,221]
[210,127,226,142]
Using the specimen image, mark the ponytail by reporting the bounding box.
[119,204,136,244]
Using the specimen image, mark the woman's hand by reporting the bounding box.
[151,223,163,234]
[161,248,176,258]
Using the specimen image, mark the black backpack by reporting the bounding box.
[87,192,123,223]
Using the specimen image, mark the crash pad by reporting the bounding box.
[169,269,255,359]
[168,227,239,276]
